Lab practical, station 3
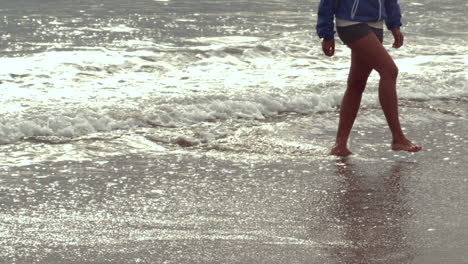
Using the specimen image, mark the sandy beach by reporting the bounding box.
[1,103,467,264]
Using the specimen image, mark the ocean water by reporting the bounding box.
[1,1,468,262]
[1,0,467,165]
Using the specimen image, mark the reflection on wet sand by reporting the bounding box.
[309,160,418,263]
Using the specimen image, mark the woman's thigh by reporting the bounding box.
[347,33,398,79]
[348,50,373,89]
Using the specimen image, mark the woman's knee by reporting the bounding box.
[378,64,399,80]
[347,76,368,93]
[347,65,372,93]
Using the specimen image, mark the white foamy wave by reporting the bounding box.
[394,42,468,100]
[0,109,139,144]
[0,93,341,144]
[142,93,341,127]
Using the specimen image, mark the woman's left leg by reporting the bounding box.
[331,31,421,156]
[347,33,420,153]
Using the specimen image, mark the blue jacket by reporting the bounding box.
[316,0,402,40]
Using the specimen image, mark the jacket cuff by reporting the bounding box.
[386,21,402,30]
[319,32,335,40]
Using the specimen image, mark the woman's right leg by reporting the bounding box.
[330,50,373,156]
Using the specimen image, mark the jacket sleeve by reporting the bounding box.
[384,0,402,30]
[316,0,336,40]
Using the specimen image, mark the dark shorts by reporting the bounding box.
[337,23,384,46]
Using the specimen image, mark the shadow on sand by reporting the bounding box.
[307,158,419,263]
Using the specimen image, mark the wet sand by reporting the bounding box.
[1,106,468,264]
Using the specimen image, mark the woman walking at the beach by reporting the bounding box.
[316,0,422,156]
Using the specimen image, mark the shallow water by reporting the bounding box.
[1,106,468,263]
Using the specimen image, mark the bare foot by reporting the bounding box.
[330,144,353,156]
[392,138,422,153]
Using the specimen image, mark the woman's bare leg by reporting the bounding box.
[330,51,373,156]
[331,33,421,156]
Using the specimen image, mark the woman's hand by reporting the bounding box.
[322,39,335,56]
[391,29,404,49]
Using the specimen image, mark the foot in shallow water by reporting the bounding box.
[392,138,422,152]
[330,144,353,156]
